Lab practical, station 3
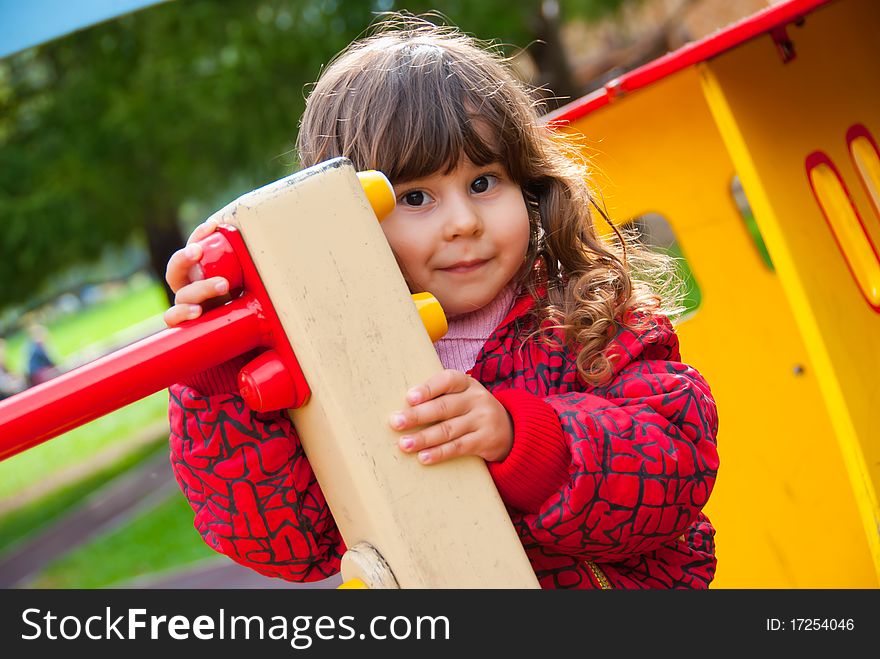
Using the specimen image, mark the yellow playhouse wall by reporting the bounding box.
[700,0,879,581]
[563,57,877,586]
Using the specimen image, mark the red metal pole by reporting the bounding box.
[0,295,269,462]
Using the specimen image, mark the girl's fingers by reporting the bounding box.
[163,303,203,328]
[413,431,480,465]
[165,243,203,292]
[173,277,230,306]
[390,391,469,431]
[164,277,230,328]
[164,220,223,328]
[398,415,472,455]
[404,369,470,405]
[186,219,219,245]
[167,220,219,291]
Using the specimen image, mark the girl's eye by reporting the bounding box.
[401,190,433,207]
[470,175,497,194]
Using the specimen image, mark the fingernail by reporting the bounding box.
[214,280,228,294]
[188,305,201,319]
[390,413,406,429]
[184,244,199,260]
[406,389,422,404]
[418,450,431,464]
[399,436,414,450]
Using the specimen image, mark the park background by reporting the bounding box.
[0,0,775,589]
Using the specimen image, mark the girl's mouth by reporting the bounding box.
[439,259,488,274]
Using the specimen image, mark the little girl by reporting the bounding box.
[164,16,719,589]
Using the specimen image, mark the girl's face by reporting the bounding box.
[380,158,530,316]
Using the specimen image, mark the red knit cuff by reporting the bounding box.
[487,388,569,514]
[178,351,258,396]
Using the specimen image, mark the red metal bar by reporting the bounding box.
[0,225,310,462]
[0,294,271,462]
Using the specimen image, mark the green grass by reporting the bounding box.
[0,276,175,561]
[47,281,168,356]
[4,277,168,375]
[0,391,169,501]
[0,437,168,552]
[0,277,169,502]
[0,275,221,588]
[28,491,216,589]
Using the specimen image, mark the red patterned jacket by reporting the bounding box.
[168,293,719,589]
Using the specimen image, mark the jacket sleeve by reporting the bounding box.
[489,358,718,563]
[168,381,343,582]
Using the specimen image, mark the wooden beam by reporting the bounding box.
[212,157,539,588]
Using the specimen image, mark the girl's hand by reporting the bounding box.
[390,369,513,465]
[163,220,231,327]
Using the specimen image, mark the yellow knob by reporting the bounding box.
[338,578,368,589]
[412,292,448,342]
[356,170,396,222]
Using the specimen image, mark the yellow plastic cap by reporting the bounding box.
[356,170,396,222]
[337,578,368,589]
[411,292,448,342]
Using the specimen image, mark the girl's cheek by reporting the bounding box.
[390,256,417,292]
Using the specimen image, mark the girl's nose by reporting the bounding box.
[442,196,482,240]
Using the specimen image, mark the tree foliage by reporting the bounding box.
[0,0,630,311]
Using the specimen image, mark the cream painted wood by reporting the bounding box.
[209,157,539,588]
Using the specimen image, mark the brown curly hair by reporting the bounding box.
[296,14,683,385]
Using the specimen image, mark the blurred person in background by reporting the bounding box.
[24,324,60,387]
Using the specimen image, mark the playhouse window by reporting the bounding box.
[620,213,702,320]
[731,175,774,270]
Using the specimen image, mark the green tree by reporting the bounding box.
[397,0,630,104]
[0,0,631,311]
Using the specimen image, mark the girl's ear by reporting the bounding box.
[524,189,544,252]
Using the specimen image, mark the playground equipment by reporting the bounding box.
[0,159,539,589]
[545,0,879,586]
[0,0,876,589]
